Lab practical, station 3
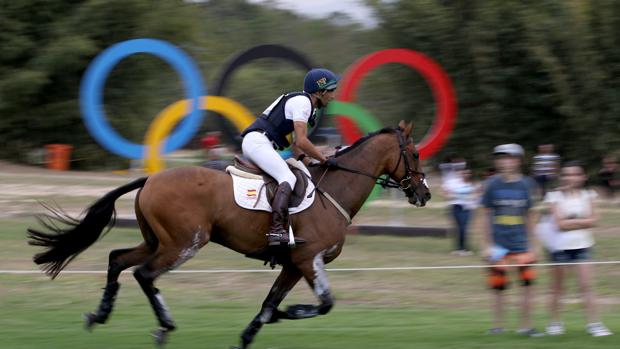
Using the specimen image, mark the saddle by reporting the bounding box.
[232,155,310,208]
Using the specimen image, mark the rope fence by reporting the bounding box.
[2,260,620,274]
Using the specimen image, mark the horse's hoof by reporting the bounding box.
[285,304,319,319]
[152,327,171,347]
[230,345,248,349]
[83,312,98,331]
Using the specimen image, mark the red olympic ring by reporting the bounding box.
[335,49,457,160]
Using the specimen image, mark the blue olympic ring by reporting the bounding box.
[80,38,206,159]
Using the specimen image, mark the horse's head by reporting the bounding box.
[385,120,431,207]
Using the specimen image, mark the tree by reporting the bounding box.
[0,0,203,168]
[369,0,620,172]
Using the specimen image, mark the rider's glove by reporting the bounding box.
[323,157,338,168]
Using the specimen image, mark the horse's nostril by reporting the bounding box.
[425,192,432,201]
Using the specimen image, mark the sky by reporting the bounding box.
[246,0,378,27]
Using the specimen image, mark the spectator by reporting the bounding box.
[443,165,480,256]
[544,161,613,337]
[481,167,497,183]
[532,144,560,198]
[201,132,222,160]
[481,144,542,337]
[201,131,234,162]
[439,154,466,188]
[598,155,619,201]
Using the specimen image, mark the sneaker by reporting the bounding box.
[450,250,473,256]
[487,327,505,334]
[586,322,613,337]
[516,328,545,337]
[546,322,565,336]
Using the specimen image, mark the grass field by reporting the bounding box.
[1,164,619,348]
[2,214,620,349]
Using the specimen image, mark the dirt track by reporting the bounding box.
[0,161,448,223]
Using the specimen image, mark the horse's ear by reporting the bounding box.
[398,120,407,130]
[404,121,414,137]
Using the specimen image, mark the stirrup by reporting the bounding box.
[267,232,290,247]
[266,233,306,248]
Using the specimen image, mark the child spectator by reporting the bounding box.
[481,144,542,337]
[544,161,613,337]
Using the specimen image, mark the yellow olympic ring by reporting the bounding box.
[144,96,255,174]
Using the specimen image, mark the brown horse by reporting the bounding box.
[28,120,430,348]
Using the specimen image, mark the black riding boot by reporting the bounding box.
[267,182,293,246]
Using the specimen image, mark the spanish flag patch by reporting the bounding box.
[246,189,257,198]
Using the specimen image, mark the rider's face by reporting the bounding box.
[318,88,336,106]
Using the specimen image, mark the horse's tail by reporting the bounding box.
[28,177,149,279]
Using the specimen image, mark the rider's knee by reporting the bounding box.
[281,174,296,190]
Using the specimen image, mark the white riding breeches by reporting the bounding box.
[241,131,296,190]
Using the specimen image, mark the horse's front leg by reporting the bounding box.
[236,265,302,349]
[284,249,334,319]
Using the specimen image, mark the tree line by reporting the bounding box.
[1,0,618,173]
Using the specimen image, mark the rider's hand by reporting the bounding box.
[323,157,338,168]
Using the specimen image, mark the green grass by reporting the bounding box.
[2,217,620,348]
[1,294,619,349]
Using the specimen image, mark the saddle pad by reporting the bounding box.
[226,160,315,214]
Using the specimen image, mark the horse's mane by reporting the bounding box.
[334,127,397,158]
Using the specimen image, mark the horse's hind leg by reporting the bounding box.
[236,266,302,349]
[134,231,207,346]
[85,243,153,329]
[85,194,157,329]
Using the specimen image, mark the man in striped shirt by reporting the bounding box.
[532,144,560,197]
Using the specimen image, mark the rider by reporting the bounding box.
[240,68,339,247]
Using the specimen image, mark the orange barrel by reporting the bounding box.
[45,144,73,171]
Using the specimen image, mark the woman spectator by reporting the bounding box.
[545,161,612,337]
[443,165,480,256]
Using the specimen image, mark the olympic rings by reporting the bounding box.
[324,101,384,202]
[325,101,383,132]
[80,40,457,174]
[144,96,255,173]
[80,38,205,159]
[212,44,314,148]
[335,49,457,160]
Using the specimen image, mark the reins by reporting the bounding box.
[310,127,425,192]
[301,127,426,223]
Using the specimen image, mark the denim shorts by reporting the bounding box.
[549,248,591,263]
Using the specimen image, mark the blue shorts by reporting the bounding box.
[549,248,591,263]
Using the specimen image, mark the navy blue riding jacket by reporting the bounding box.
[241,92,316,150]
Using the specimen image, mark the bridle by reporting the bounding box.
[386,127,427,198]
[304,127,428,222]
[313,127,426,196]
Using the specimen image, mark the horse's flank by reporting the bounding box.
[138,127,402,261]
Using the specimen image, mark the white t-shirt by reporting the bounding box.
[544,189,597,250]
[442,176,479,209]
[262,95,312,123]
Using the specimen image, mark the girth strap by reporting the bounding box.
[319,190,352,225]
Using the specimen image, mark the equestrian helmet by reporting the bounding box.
[303,68,339,94]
